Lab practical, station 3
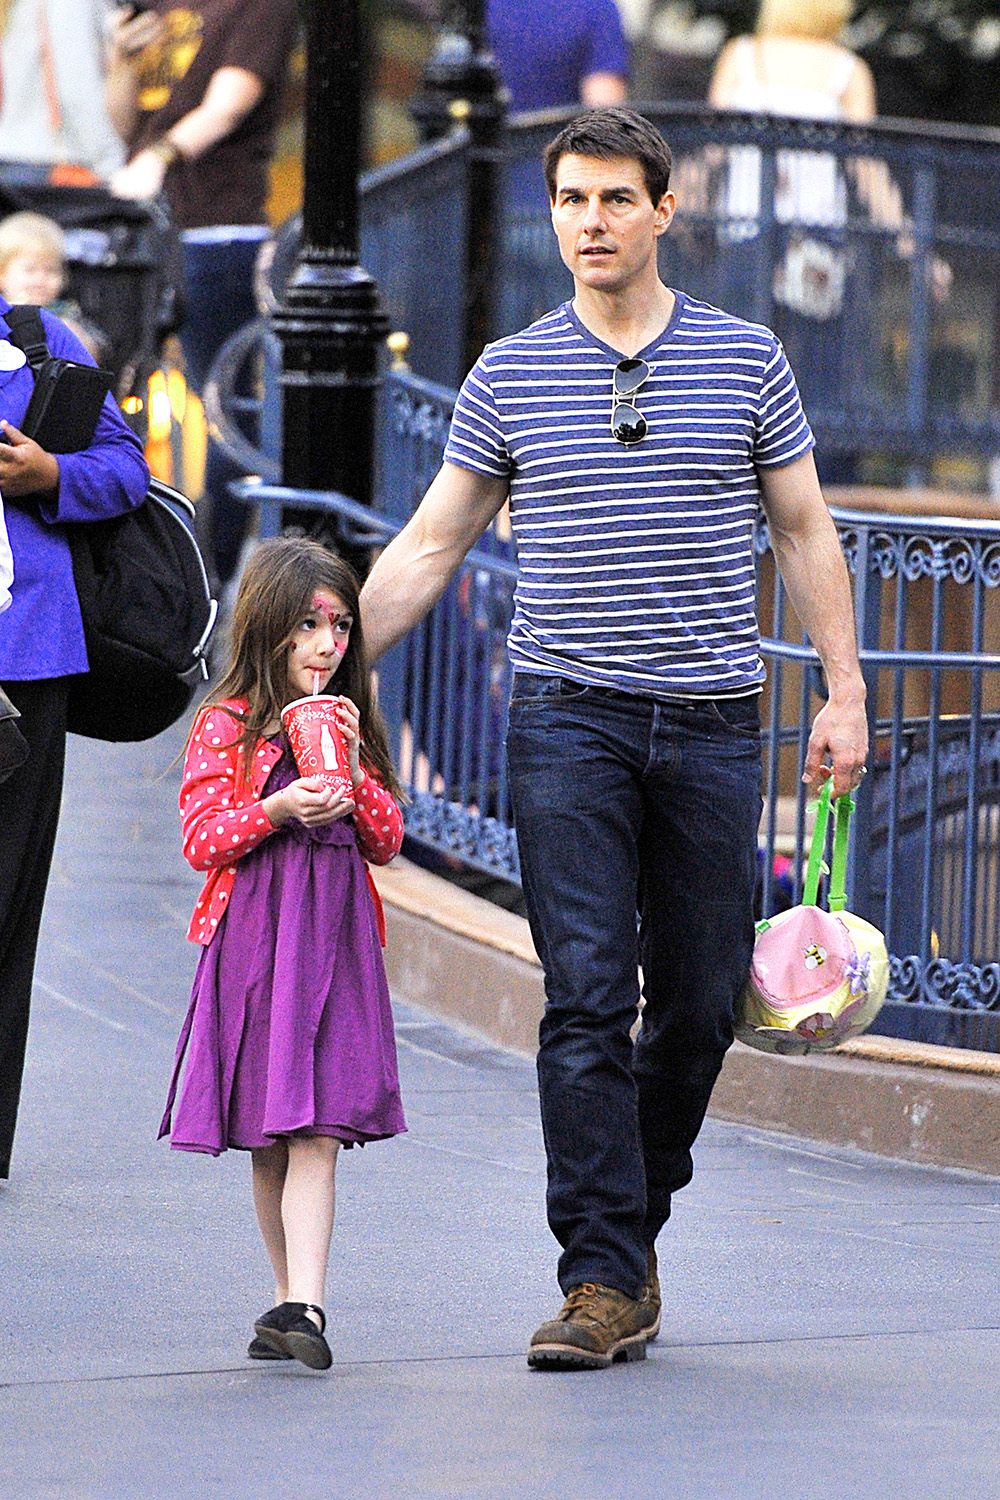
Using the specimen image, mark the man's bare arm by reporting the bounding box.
[361,462,509,662]
[111,68,265,200]
[758,451,868,798]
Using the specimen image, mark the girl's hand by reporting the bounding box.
[264,776,355,828]
[336,696,364,785]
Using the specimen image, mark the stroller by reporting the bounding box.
[0,167,182,422]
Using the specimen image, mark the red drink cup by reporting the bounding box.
[280,695,354,800]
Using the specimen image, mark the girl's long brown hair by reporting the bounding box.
[196,537,402,798]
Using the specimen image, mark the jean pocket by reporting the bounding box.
[704,695,761,740]
[509,674,591,707]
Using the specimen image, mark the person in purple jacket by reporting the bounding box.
[0,298,149,1179]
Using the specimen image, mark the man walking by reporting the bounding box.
[361,107,868,1370]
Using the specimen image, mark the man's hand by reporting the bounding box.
[801,690,869,799]
[107,6,165,60]
[0,423,60,498]
[110,148,168,202]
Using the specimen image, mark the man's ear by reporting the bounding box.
[653,190,676,237]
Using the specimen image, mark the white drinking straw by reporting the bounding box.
[312,670,319,696]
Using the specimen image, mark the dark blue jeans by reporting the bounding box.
[506,675,762,1300]
[180,232,267,584]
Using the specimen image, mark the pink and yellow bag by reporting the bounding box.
[738,782,889,1055]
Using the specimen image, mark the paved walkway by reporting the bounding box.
[3,728,1000,1499]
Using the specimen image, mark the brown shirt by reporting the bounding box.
[127,0,297,229]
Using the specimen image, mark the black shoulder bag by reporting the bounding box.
[5,305,218,742]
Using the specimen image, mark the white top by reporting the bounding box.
[0,0,124,179]
[721,37,857,232]
[724,36,856,122]
[0,497,13,615]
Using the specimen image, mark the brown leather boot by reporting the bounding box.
[527,1281,658,1370]
[642,1245,661,1340]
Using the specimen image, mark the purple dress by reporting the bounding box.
[160,743,406,1155]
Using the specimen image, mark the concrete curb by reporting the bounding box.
[373,858,1000,1176]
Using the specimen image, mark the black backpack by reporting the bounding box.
[5,305,218,741]
[65,477,218,741]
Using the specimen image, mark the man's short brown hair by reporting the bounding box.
[543,108,673,206]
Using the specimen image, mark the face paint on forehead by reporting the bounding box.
[310,594,350,626]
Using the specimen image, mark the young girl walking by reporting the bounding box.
[159,537,407,1371]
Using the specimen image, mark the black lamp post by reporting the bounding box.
[271,0,388,571]
[411,0,508,371]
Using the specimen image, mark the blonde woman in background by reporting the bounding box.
[709,0,875,129]
[706,0,947,345]
[708,0,876,318]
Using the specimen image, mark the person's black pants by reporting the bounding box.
[0,677,69,1178]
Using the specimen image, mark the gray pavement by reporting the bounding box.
[3,727,1000,1499]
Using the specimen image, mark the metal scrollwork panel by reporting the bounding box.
[889,955,1000,1012]
[404,793,521,882]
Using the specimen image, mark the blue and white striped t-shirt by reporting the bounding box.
[443,291,814,699]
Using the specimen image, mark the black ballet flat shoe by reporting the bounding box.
[247,1333,292,1361]
[253,1302,332,1370]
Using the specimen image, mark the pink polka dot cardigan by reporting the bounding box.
[180,698,403,946]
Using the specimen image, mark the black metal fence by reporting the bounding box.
[216,105,1000,1050]
[475,106,1000,484]
[234,367,1000,1051]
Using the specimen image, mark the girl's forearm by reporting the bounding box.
[352,774,404,864]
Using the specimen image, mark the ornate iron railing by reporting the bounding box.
[500,105,1000,481]
[215,104,1000,1050]
[753,506,1000,1049]
[241,369,1000,1052]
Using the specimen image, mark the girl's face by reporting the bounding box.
[285,589,352,701]
[0,249,63,307]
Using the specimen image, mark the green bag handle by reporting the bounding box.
[802,780,853,911]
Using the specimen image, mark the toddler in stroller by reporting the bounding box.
[0,210,109,361]
[0,169,181,418]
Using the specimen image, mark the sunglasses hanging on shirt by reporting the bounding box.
[610,358,650,445]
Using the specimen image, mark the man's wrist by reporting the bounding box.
[825,670,866,705]
[149,137,182,168]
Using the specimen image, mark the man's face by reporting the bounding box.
[550,154,675,295]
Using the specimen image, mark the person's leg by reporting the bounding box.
[178,234,264,395]
[251,1140,290,1302]
[0,678,69,1178]
[179,232,266,584]
[282,1135,340,1326]
[506,677,650,1303]
[633,696,763,1246]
